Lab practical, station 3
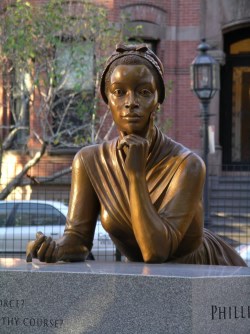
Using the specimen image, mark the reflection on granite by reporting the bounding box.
[0,257,249,277]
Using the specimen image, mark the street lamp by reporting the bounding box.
[190,38,220,226]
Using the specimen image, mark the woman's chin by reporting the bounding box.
[118,126,148,138]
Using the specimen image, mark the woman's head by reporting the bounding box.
[100,44,165,104]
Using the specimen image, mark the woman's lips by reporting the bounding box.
[121,113,142,119]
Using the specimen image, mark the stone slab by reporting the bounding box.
[0,258,249,334]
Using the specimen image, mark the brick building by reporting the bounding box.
[0,0,250,201]
[109,0,250,171]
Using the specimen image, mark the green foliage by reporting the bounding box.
[0,0,128,148]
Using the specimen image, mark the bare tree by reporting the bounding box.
[0,0,127,199]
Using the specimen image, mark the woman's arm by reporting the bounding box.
[26,150,100,263]
[64,150,100,248]
[120,134,205,263]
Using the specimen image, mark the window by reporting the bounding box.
[51,39,95,148]
[0,202,66,227]
[0,203,15,228]
[55,40,94,91]
[13,203,66,227]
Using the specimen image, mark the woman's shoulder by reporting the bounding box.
[186,151,206,175]
[73,138,118,164]
[161,132,204,169]
[162,133,205,176]
[77,143,100,155]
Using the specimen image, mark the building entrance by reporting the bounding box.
[220,28,250,168]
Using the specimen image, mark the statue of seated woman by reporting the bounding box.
[26,44,247,266]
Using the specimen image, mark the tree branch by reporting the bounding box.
[0,142,47,200]
[25,166,72,185]
[2,127,27,150]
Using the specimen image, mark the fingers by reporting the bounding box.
[117,139,129,151]
[37,239,58,263]
[26,232,46,262]
[124,135,149,158]
[37,236,53,262]
[118,134,149,175]
[43,240,57,263]
[26,232,58,263]
[118,134,149,151]
[36,231,45,239]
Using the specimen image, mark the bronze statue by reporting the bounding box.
[26,44,247,266]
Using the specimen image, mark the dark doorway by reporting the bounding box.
[220,27,250,168]
[241,72,250,161]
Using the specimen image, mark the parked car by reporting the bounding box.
[235,244,250,266]
[0,200,115,261]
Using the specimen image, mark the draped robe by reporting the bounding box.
[65,127,247,266]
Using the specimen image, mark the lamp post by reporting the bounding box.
[190,38,220,226]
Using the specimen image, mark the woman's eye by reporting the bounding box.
[140,89,151,97]
[113,89,124,97]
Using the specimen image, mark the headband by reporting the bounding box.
[100,44,165,104]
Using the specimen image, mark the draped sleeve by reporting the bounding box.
[64,147,100,251]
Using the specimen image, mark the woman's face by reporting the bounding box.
[107,64,159,137]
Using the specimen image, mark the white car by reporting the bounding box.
[235,244,250,266]
[0,200,116,261]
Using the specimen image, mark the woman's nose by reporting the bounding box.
[125,91,139,109]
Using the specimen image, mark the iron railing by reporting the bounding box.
[0,161,249,264]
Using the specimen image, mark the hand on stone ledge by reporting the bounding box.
[26,231,89,263]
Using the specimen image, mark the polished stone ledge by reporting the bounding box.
[0,257,249,277]
[0,259,249,334]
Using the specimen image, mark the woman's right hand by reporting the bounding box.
[26,232,89,263]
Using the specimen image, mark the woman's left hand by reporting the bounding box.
[118,134,149,177]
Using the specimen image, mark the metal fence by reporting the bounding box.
[0,160,249,265]
[207,165,250,265]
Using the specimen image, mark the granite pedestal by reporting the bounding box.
[0,258,249,334]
